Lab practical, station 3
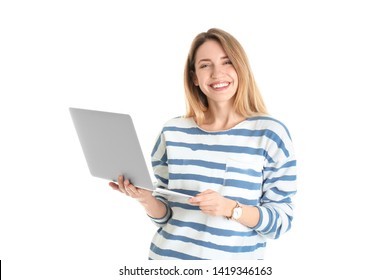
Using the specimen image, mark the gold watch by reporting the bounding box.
[230,201,243,220]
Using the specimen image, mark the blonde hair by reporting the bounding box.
[184,28,268,125]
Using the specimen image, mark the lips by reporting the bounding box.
[210,82,230,89]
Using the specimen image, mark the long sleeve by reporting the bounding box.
[148,130,172,226]
[251,119,297,239]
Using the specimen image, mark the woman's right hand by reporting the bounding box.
[109,175,168,219]
[108,175,154,204]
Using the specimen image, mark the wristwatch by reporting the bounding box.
[230,201,243,220]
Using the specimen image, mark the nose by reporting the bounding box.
[211,65,224,78]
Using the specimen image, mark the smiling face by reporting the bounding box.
[192,40,239,108]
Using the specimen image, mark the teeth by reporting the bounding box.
[212,82,229,89]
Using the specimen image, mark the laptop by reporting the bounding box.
[69,107,192,198]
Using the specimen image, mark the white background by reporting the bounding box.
[1,0,389,279]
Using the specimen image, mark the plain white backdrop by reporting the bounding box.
[1,0,389,279]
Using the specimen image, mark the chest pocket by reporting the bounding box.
[222,157,264,205]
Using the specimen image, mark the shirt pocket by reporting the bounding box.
[222,157,264,206]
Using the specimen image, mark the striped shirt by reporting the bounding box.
[148,116,297,260]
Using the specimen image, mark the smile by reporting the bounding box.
[210,82,230,89]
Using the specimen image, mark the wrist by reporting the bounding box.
[143,197,167,219]
[136,191,155,205]
[225,199,241,219]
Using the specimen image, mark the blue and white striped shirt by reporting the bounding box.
[148,116,297,260]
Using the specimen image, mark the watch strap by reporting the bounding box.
[227,201,241,220]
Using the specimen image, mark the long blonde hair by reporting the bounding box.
[184,28,268,125]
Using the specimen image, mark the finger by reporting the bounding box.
[116,175,124,192]
[190,195,214,205]
[123,179,132,188]
[124,181,138,194]
[125,184,141,197]
[200,207,215,215]
[123,180,132,195]
[200,204,220,215]
[124,185,134,196]
[109,182,119,190]
[118,175,124,185]
[190,197,212,208]
[188,196,201,204]
[193,189,216,200]
[120,178,131,194]
[198,189,215,196]
[195,195,216,205]
[132,187,140,195]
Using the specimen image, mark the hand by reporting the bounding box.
[109,175,168,219]
[188,189,236,217]
[109,175,153,204]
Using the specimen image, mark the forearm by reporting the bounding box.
[238,204,260,228]
[225,199,260,228]
[140,196,167,219]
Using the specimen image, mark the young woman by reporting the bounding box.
[109,28,297,260]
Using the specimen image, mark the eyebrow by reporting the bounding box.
[196,56,230,65]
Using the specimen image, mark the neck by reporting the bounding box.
[200,102,245,131]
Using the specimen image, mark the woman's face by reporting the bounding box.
[193,40,238,107]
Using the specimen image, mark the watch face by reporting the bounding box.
[233,207,242,219]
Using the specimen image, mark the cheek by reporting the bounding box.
[195,72,207,83]
[229,69,238,80]
[198,84,210,96]
[196,75,209,90]
[231,73,239,89]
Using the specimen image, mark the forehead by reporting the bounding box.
[195,40,227,61]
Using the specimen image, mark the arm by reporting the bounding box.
[253,160,297,239]
[108,129,172,223]
[188,191,260,228]
[108,175,167,219]
[148,129,173,224]
[189,122,297,238]
[253,125,297,239]
[189,157,296,237]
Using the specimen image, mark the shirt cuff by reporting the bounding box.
[147,195,172,225]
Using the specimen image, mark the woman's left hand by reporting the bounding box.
[188,189,236,217]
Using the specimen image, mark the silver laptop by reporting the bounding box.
[69,107,192,198]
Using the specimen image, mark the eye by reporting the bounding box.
[223,59,233,65]
[199,64,209,69]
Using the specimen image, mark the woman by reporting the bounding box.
[109,28,297,260]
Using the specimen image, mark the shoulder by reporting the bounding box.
[245,115,293,140]
[162,116,196,129]
[152,117,193,152]
[245,115,295,161]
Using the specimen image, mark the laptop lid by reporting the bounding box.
[69,107,154,188]
[69,107,192,198]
